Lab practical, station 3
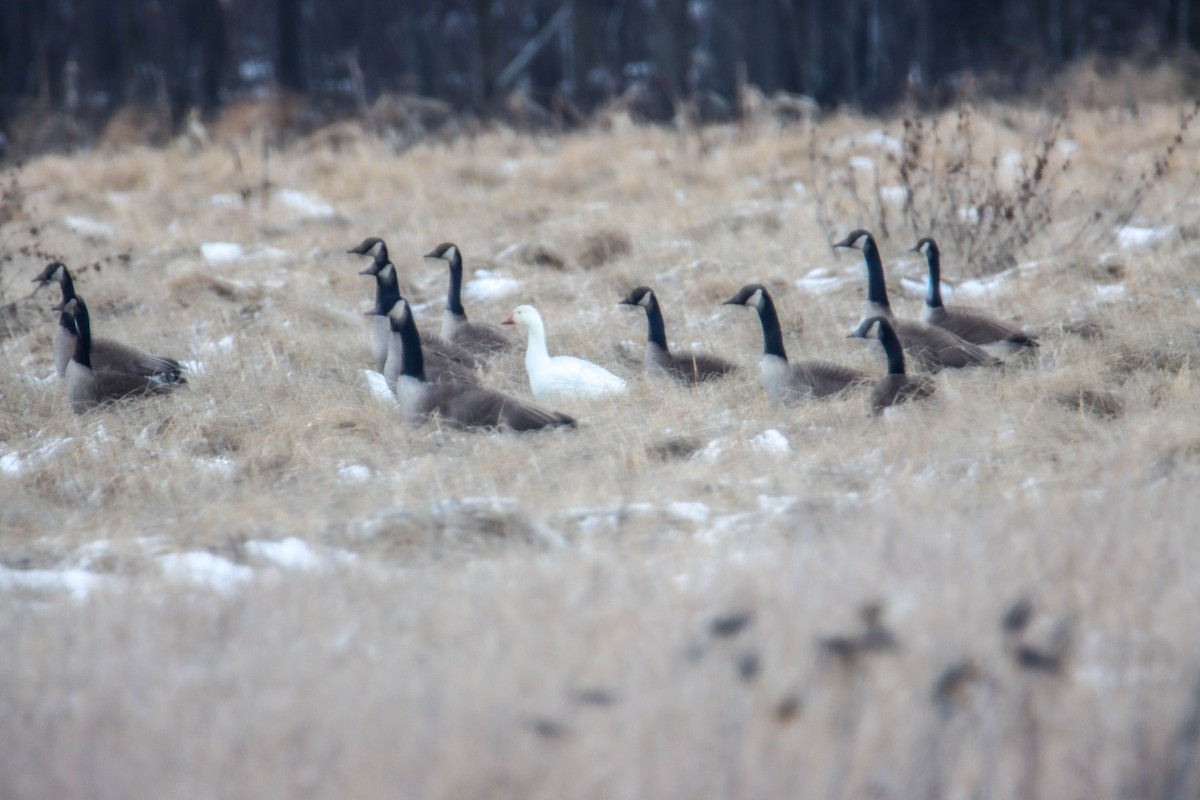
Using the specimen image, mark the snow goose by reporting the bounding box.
[425,242,513,359]
[724,284,868,404]
[62,296,185,414]
[501,304,628,401]
[32,261,186,383]
[860,316,936,416]
[618,286,737,385]
[914,237,1038,352]
[834,229,1000,371]
[388,299,574,431]
[348,237,478,372]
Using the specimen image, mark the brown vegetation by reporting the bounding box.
[0,90,1199,798]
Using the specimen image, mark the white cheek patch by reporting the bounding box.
[638,292,653,308]
[748,288,764,307]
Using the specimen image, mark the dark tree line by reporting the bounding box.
[0,0,1196,138]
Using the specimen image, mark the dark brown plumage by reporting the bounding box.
[63,297,184,414]
[915,237,1039,350]
[619,286,737,385]
[33,261,186,383]
[864,316,936,416]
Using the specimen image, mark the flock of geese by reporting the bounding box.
[29,228,1038,430]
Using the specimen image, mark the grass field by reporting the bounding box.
[2,93,1200,798]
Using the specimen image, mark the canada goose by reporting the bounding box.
[388,298,575,431]
[723,284,867,404]
[834,230,1000,371]
[424,242,513,358]
[618,286,737,385]
[914,237,1039,351]
[31,261,186,383]
[372,297,479,387]
[349,237,478,372]
[501,305,628,401]
[859,316,936,416]
[62,297,184,414]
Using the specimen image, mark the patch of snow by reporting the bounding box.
[1058,139,1079,156]
[277,188,337,219]
[200,242,290,265]
[195,456,236,476]
[464,270,522,302]
[1000,150,1024,168]
[792,181,806,195]
[64,216,115,240]
[879,186,908,205]
[160,552,253,592]
[795,267,849,295]
[666,501,710,524]
[197,335,236,356]
[1117,225,1173,249]
[0,565,106,601]
[181,359,205,376]
[245,538,323,571]
[750,429,791,454]
[362,369,395,402]
[849,156,875,172]
[958,206,980,225]
[697,438,727,462]
[1094,284,1126,303]
[757,495,797,515]
[337,462,372,483]
[0,436,74,475]
[955,261,1040,298]
[837,130,902,154]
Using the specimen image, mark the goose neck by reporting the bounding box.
[879,323,906,375]
[394,307,426,382]
[924,247,943,309]
[863,238,891,310]
[642,294,669,352]
[446,251,465,315]
[72,302,92,369]
[755,293,788,361]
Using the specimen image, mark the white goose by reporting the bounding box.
[501,305,628,401]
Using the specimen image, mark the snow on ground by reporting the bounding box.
[159,552,254,592]
[200,242,291,265]
[750,429,791,454]
[464,270,523,302]
[244,538,324,571]
[362,369,395,402]
[0,564,106,601]
[337,462,373,483]
[795,267,852,295]
[0,436,74,476]
[276,188,338,220]
[1117,224,1174,249]
[64,216,115,240]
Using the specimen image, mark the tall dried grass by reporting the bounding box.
[1,90,1199,798]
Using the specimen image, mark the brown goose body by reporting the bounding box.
[835,231,1001,371]
[34,262,186,383]
[426,242,514,360]
[63,297,184,414]
[619,287,737,385]
[915,237,1038,351]
[863,316,936,416]
[724,284,868,404]
[389,299,574,432]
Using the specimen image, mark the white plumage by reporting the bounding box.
[503,305,628,401]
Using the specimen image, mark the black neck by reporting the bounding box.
[446,250,465,315]
[60,267,77,304]
[863,237,891,309]
[642,294,668,351]
[755,292,787,360]
[923,246,943,309]
[392,305,426,382]
[72,301,92,369]
[58,306,75,333]
[376,264,400,308]
[879,321,905,375]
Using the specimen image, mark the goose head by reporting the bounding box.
[365,295,403,319]
[833,229,875,251]
[423,242,461,266]
[723,284,769,310]
[618,286,655,308]
[500,304,543,331]
[385,297,412,328]
[912,237,939,258]
[348,237,389,275]
[31,261,68,289]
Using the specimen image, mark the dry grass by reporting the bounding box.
[2,98,1200,798]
